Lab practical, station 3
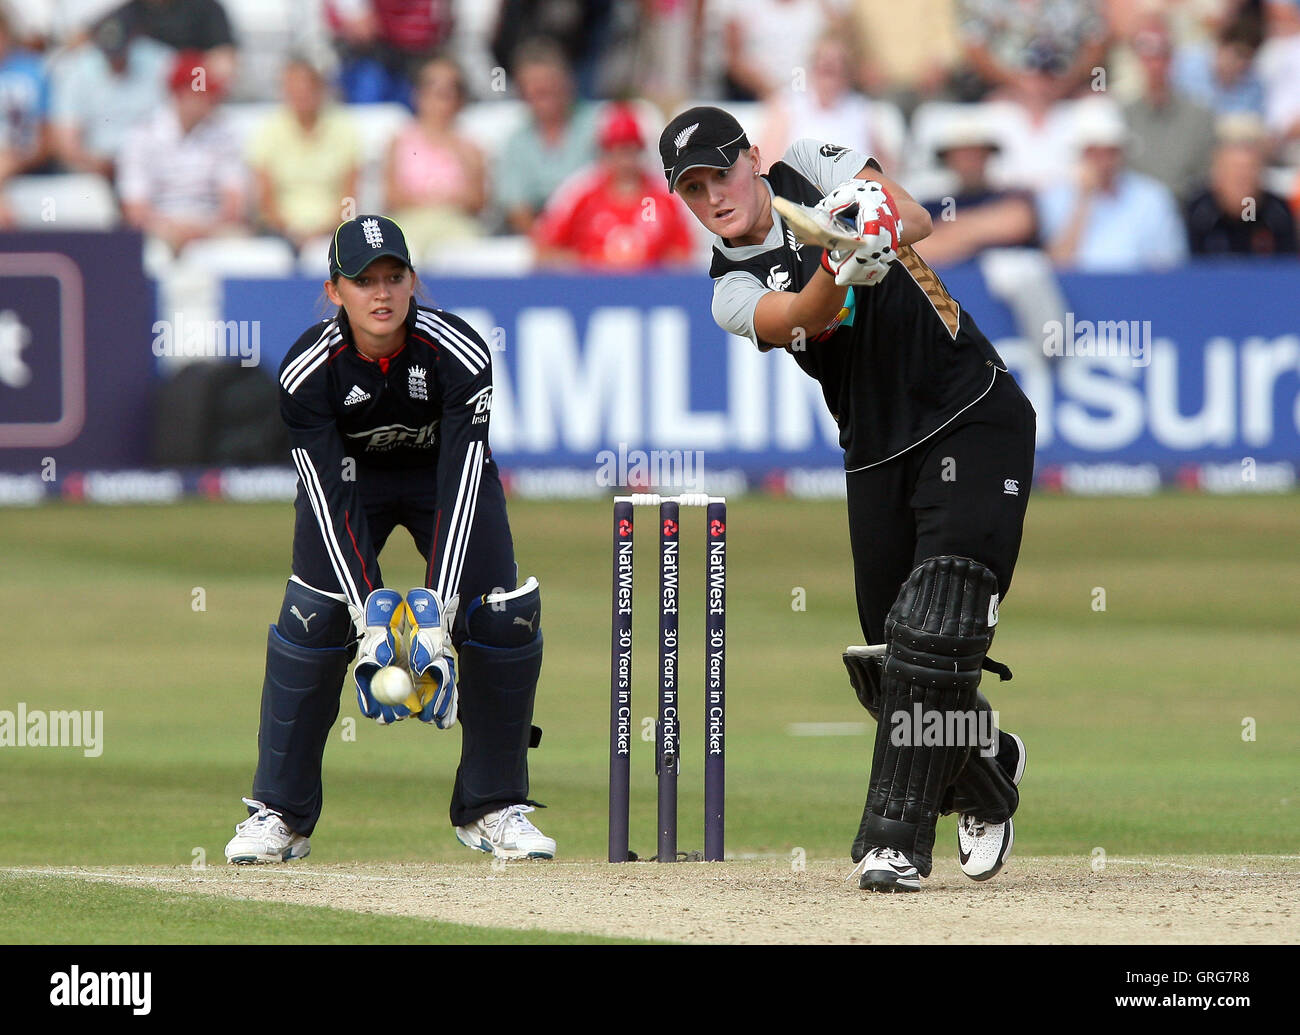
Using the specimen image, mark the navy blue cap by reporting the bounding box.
[328,215,413,278]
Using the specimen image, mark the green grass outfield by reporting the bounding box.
[1,494,1296,942]
[0,872,646,944]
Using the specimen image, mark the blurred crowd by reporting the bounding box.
[2,0,1300,273]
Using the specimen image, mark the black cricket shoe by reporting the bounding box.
[996,730,1028,786]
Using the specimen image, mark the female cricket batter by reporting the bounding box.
[223,215,553,863]
[661,107,1034,892]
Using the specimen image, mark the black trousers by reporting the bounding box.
[846,370,1036,642]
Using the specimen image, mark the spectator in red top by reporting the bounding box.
[532,105,695,270]
[117,51,247,255]
[328,0,455,106]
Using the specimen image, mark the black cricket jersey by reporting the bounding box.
[709,141,1007,471]
[277,301,494,610]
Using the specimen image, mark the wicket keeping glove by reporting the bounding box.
[354,588,413,724]
[406,588,459,728]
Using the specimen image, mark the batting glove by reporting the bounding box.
[815,179,903,287]
[406,588,459,729]
[812,179,870,234]
[354,588,412,724]
[821,246,893,286]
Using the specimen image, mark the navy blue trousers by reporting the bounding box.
[254,457,534,834]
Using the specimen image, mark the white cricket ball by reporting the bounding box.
[370,665,414,707]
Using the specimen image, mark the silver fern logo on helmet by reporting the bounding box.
[674,123,700,153]
[361,218,384,248]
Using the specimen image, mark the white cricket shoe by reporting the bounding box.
[224,798,311,865]
[455,805,556,860]
[849,846,921,893]
[957,732,1026,881]
[957,814,1014,881]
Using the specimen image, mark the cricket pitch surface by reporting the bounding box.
[18,856,1299,944]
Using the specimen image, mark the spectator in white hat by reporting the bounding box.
[915,117,1037,266]
[1037,100,1188,271]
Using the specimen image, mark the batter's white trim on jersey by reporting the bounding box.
[417,312,488,375]
[842,368,1004,474]
[281,322,339,393]
[292,446,362,609]
[435,440,484,600]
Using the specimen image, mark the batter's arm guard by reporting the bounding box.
[279,327,381,616]
[420,309,494,606]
